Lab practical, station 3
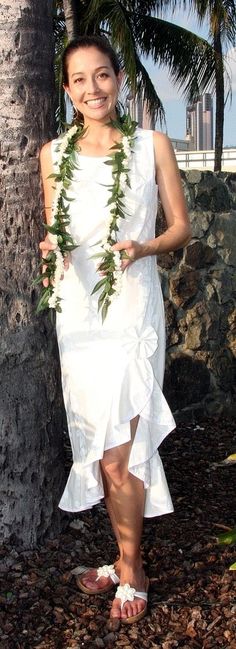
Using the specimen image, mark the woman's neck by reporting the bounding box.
[78,118,122,155]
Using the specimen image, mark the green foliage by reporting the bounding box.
[35,124,84,313]
[90,115,136,320]
[217,526,236,570]
[217,528,236,546]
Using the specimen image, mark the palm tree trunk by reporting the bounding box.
[214,28,224,172]
[63,0,79,39]
[0,0,65,547]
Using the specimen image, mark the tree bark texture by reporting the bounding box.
[0,0,66,547]
[214,28,224,172]
[63,0,79,40]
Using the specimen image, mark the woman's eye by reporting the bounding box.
[74,77,83,83]
[98,73,108,79]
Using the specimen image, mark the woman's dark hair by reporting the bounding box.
[62,35,121,86]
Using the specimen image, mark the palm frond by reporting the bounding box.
[134,15,216,101]
[185,0,236,45]
[135,58,166,127]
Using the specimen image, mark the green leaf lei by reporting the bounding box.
[36,114,137,321]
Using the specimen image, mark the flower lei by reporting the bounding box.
[36,114,137,322]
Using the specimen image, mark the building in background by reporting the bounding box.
[171,138,190,151]
[186,93,213,150]
[126,93,155,129]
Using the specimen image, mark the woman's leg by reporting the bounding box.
[100,416,147,620]
[80,467,122,591]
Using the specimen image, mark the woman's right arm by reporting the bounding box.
[39,142,70,287]
[39,142,58,287]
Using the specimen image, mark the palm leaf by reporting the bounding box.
[135,58,166,126]
[134,15,216,101]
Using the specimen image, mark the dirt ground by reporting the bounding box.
[0,417,235,649]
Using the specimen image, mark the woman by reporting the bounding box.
[39,35,191,626]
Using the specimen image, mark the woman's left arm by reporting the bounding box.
[112,131,191,268]
[141,131,191,256]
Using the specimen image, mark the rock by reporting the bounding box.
[169,269,200,307]
[94,639,105,648]
[184,241,218,268]
[195,172,232,211]
[186,169,202,184]
[189,210,214,239]
[104,631,118,645]
[165,300,181,347]
[183,301,220,350]
[208,349,234,391]
[227,308,236,355]
[213,212,236,266]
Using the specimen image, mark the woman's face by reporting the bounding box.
[64,46,122,125]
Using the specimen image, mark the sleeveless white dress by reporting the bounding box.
[51,127,176,517]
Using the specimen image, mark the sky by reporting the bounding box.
[145,8,236,147]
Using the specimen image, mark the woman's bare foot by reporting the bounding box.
[110,561,147,622]
[78,559,121,593]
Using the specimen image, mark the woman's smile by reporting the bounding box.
[85,97,107,108]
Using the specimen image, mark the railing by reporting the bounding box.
[175,148,236,171]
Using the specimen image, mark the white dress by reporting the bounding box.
[51,127,176,517]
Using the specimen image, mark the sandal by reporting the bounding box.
[75,563,120,594]
[113,578,149,624]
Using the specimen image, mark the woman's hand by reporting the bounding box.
[111,240,143,270]
[39,234,70,287]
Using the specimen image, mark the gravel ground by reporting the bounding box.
[0,417,236,649]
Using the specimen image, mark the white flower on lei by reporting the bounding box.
[113,270,123,294]
[122,136,131,159]
[57,125,78,165]
[48,248,64,309]
[105,211,114,228]
[113,250,122,269]
[101,240,111,252]
[52,180,63,214]
[119,171,127,191]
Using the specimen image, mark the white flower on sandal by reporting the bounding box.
[96,564,120,584]
[115,583,136,609]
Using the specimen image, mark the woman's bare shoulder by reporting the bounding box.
[152,130,176,168]
[40,139,54,162]
[153,130,173,150]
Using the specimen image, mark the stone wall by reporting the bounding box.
[158,171,236,419]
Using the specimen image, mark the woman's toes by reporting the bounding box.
[121,602,133,619]
[110,599,121,619]
[137,599,145,614]
[133,602,140,617]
